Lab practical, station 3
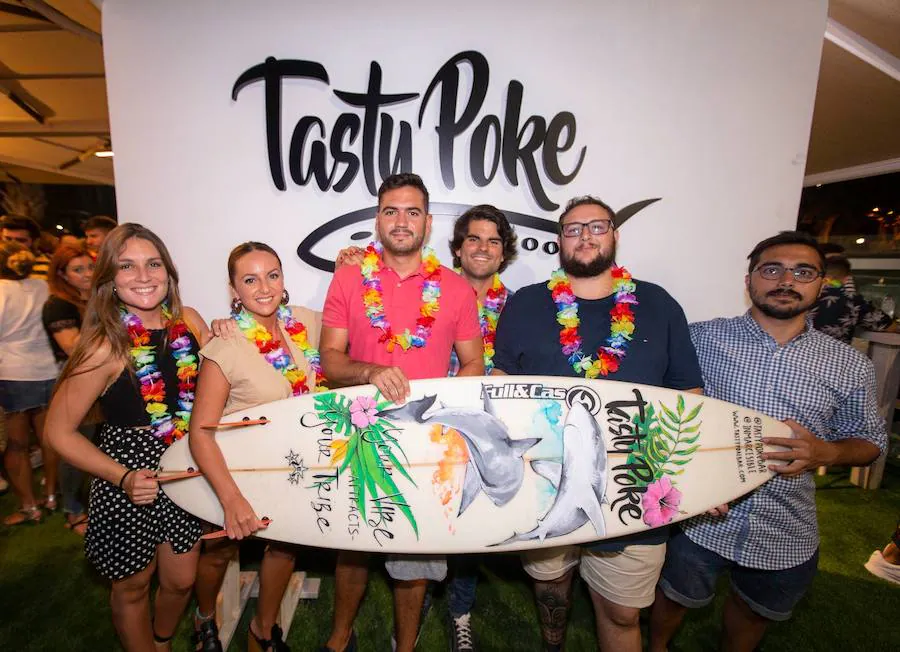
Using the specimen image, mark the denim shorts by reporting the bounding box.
[658,527,819,621]
[385,554,447,581]
[0,379,55,413]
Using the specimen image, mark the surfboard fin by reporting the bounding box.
[510,437,541,457]
[377,395,437,422]
[481,386,498,417]
[531,460,562,489]
[580,497,607,537]
[457,460,482,517]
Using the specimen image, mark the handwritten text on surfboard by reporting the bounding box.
[231,51,586,210]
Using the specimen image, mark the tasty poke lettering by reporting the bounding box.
[231,51,586,210]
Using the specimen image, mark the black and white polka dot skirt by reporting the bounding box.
[85,424,202,581]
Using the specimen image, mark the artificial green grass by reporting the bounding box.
[1,468,898,651]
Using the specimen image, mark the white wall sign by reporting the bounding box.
[102,0,827,322]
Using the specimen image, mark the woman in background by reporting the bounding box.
[42,242,97,535]
[46,224,209,651]
[0,241,59,525]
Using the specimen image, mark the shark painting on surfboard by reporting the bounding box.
[158,376,788,554]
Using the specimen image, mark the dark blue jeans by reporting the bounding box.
[448,555,479,617]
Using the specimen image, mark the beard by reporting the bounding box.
[379,228,426,255]
[560,240,616,278]
[749,286,815,319]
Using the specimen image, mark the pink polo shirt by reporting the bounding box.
[323,262,481,380]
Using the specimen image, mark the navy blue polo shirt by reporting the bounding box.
[493,278,703,550]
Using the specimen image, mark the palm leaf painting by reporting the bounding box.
[627,395,702,486]
[311,391,419,538]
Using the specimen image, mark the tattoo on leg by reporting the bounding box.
[536,581,571,647]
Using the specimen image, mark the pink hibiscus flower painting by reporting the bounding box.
[642,477,683,527]
[349,395,379,429]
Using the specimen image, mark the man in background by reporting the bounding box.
[1,215,48,280]
[811,254,893,344]
[83,215,117,259]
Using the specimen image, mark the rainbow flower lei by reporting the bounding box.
[548,267,637,379]
[232,304,327,394]
[457,269,508,372]
[361,242,441,352]
[121,305,198,445]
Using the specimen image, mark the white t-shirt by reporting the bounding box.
[0,278,58,381]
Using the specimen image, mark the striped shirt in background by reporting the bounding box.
[682,312,886,570]
[29,254,50,281]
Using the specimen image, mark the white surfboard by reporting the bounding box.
[159,376,786,553]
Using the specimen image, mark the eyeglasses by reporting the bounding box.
[753,263,824,284]
[560,219,614,238]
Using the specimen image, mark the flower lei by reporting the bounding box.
[232,304,327,394]
[548,267,637,378]
[361,242,441,352]
[121,305,198,444]
[456,269,508,372]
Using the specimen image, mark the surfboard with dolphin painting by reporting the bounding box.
[158,376,787,553]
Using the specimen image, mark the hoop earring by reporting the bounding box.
[230,298,243,315]
[281,289,290,306]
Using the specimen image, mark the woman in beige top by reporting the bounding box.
[189,242,325,652]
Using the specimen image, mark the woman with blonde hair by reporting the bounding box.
[0,241,59,525]
[42,242,97,534]
[189,241,325,652]
[46,223,210,651]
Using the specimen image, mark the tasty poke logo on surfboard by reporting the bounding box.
[231,51,662,273]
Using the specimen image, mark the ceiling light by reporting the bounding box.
[95,150,114,158]
[55,224,63,231]
[872,207,880,212]
[815,183,822,187]
[855,237,866,244]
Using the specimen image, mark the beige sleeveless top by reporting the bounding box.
[200,305,323,416]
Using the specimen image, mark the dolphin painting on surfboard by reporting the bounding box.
[376,389,540,516]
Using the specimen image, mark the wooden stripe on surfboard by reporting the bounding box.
[157,442,777,480]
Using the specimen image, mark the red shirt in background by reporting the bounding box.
[323,262,481,380]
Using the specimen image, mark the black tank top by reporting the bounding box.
[100,328,199,427]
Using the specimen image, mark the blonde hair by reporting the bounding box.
[58,223,185,383]
[0,241,35,279]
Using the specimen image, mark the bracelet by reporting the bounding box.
[118,469,135,490]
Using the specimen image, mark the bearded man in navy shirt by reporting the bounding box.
[493,195,703,652]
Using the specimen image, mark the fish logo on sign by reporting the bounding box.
[296,198,661,273]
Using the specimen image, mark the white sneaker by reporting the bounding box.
[864,550,900,585]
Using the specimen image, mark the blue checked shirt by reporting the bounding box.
[682,312,886,570]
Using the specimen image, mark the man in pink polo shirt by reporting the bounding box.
[319,172,484,652]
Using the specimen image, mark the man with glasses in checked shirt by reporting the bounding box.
[650,231,886,652]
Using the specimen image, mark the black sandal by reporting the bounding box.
[249,623,290,651]
[153,630,173,647]
[192,618,223,652]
